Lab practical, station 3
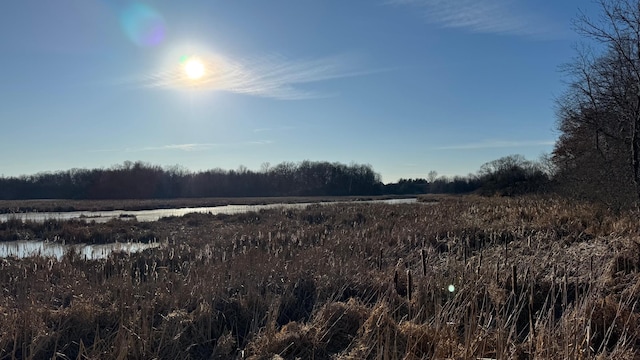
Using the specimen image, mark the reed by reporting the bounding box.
[0,195,638,358]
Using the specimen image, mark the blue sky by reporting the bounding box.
[0,0,599,182]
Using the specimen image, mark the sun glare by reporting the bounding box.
[184,58,205,80]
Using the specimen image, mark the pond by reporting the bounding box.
[0,198,417,223]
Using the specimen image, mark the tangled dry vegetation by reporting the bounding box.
[0,195,639,359]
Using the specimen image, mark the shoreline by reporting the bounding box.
[0,194,421,214]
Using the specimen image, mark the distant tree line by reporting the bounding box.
[0,161,383,200]
[384,155,551,196]
[0,156,552,200]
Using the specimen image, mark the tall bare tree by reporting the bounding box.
[554,0,640,207]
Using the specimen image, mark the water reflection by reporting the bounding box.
[0,198,417,223]
[0,198,419,260]
[0,240,161,260]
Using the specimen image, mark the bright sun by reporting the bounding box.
[184,58,205,79]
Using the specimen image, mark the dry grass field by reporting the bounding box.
[0,195,639,359]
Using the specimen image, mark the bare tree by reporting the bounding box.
[554,0,640,207]
[427,170,438,183]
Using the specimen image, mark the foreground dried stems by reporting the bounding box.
[0,195,639,359]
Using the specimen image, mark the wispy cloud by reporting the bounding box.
[435,139,554,150]
[91,141,273,153]
[135,52,381,100]
[386,0,561,38]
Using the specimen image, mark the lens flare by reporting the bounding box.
[120,3,166,47]
[448,284,455,293]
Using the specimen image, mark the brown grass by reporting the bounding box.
[0,195,639,359]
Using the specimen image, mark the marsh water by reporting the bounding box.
[0,198,416,259]
[0,198,417,223]
[0,240,162,260]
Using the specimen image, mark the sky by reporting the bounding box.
[0,0,601,183]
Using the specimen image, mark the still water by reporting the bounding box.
[0,198,416,259]
[0,240,161,260]
[0,198,417,223]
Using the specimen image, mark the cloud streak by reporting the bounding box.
[435,139,554,150]
[387,0,560,38]
[137,52,379,100]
